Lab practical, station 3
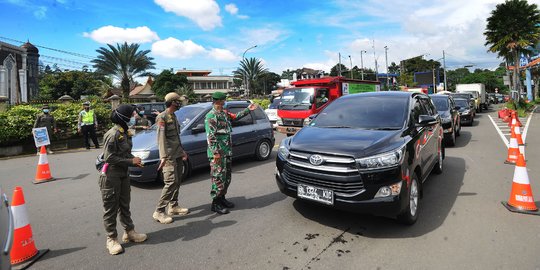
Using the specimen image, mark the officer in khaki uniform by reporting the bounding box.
[153,92,190,224]
[99,104,147,255]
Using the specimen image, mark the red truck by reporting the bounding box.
[276,77,380,135]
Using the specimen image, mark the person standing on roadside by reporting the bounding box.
[204,92,257,214]
[78,101,100,149]
[99,104,147,255]
[153,92,189,224]
[33,104,57,154]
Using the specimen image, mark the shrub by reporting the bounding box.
[251,98,271,110]
[0,105,40,146]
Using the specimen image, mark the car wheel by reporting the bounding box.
[255,139,272,161]
[456,121,461,136]
[181,159,191,181]
[433,141,443,175]
[397,173,420,225]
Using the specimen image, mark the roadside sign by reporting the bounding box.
[32,127,50,147]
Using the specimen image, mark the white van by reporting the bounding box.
[456,83,487,112]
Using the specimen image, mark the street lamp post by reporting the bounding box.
[348,55,353,79]
[384,46,389,89]
[360,50,367,80]
[242,45,257,97]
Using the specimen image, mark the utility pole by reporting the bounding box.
[348,55,353,79]
[373,40,378,81]
[338,52,342,76]
[432,65,436,94]
[443,50,448,91]
[384,46,389,89]
[360,50,366,80]
[242,45,257,97]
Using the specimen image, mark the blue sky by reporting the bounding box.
[1,0,536,80]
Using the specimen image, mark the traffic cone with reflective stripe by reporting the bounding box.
[502,154,540,215]
[34,146,55,184]
[508,111,523,128]
[10,187,49,268]
[513,124,525,146]
[504,132,520,164]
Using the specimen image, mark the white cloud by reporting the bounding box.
[154,0,222,31]
[240,27,287,47]
[208,48,237,61]
[33,6,47,19]
[152,38,206,59]
[225,4,238,15]
[83,26,160,44]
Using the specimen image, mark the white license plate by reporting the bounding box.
[297,184,334,205]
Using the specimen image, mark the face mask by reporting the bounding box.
[139,111,145,116]
[129,117,136,126]
[43,109,49,113]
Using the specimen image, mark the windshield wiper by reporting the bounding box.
[319,125,352,128]
[368,127,401,130]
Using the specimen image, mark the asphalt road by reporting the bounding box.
[1,104,540,270]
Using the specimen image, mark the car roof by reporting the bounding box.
[183,100,252,109]
[340,91,421,101]
[429,94,450,100]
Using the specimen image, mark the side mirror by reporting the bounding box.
[416,115,437,127]
[309,95,314,104]
[191,123,205,133]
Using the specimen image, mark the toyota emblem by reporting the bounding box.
[309,154,324,166]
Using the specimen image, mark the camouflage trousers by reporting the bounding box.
[99,173,134,238]
[209,156,232,199]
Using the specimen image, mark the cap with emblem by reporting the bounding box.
[83,101,90,106]
[164,92,183,102]
[211,91,226,100]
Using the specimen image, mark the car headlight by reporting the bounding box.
[441,117,452,124]
[303,117,311,126]
[355,145,405,170]
[276,116,283,125]
[277,141,290,160]
[132,151,150,160]
[462,110,470,115]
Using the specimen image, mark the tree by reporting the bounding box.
[329,63,348,76]
[38,70,112,100]
[92,42,155,99]
[233,57,268,97]
[152,70,189,99]
[254,72,281,96]
[484,0,540,96]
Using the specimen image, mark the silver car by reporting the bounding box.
[127,101,275,182]
[1,187,13,270]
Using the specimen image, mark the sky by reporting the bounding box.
[1,0,538,80]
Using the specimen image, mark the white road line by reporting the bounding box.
[489,115,509,147]
[522,107,535,141]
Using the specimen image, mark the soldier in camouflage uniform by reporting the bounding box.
[99,104,147,255]
[153,92,189,224]
[204,92,257,214]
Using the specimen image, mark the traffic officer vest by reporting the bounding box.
[82,110,94,125]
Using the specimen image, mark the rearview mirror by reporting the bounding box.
[416,115,437,127]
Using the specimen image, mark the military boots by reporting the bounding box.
[211,199,230,214]
[122,230,148,243]
[167,205,190,216]
[219,196,235,208]
[106,237,124,255]
[153,211,173,224]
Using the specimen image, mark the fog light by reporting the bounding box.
[374,182,402,198]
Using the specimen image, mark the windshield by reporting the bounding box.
[175,106,207,129]
[431,98,449,111]
[278,88,314,110]
[463,91,479,98]
[310,96,408,129]
[454,99,469,108]
[268,98,281,109]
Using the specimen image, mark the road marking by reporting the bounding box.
[522,107,535,141]
[489,115,509,147]
[489,106,535,150]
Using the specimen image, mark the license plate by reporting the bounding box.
[286,127,296,132]
[297,184,334,205]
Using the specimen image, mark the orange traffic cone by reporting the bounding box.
[504,132,520,164]
[508,111,523,128]
[10,187,49,268]
[502,154,540,215]
[34,146,55,184]
[513,124,525,146]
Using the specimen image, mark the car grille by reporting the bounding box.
[282,151,365,196]
[282,118,303,127]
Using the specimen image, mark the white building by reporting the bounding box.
[176,69,235,96]
[0,41,40,104]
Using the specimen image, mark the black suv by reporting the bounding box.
[276,92,443,224]
[430,95,461,146]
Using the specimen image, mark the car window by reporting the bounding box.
[432,98,449,111]
[175,106,207,129]
[311,96,408,129]
[411,100,424,122]
[454,99,469,108]
[228,107,253,126]
[252,107,268,120]
[420,98,436,116]
[152,104,165,112]
[269,98,281,109]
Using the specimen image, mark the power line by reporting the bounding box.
[0,36,95,59]
[41,55,92,67]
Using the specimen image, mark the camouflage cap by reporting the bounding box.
[211,91,226,100]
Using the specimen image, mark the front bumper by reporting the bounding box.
[275,158,408,216]
[128,159,160,182]
[276,125,302,135]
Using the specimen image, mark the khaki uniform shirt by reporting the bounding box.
[156,110,185,160]
[103,125,135,177]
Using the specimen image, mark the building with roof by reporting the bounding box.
[0,41,40,104]
[176,69,235,96]
[129,76,156,101]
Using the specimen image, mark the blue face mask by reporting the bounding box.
[43,109,49,113]
[129,117,136,126]
[138,111,145,116]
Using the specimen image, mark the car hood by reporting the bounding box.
[438,110,451,119]
[289,127,405,158]
[131,129,158,151]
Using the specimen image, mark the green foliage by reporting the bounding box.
[233,57,269,96]
[0,102,113,145]
[253,72,281,95]
[152,70,189,99]
[38,70,112,100]
[251,98,271,109]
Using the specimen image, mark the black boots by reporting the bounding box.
[211,199,230,214]
[219,196,235,208]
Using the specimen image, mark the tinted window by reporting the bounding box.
[454,99,469,108]
[228,107,253,126]
[411,100,424,122]
[175,106,207,129]
[311,96,408,129]
[432,98,449,111]
[420,98,436,115]
[252,107,268,120]
[269,98,281,109]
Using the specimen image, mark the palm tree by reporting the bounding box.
[484,0,540,96]
[92,42,155,99]
[233,57,268,97]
